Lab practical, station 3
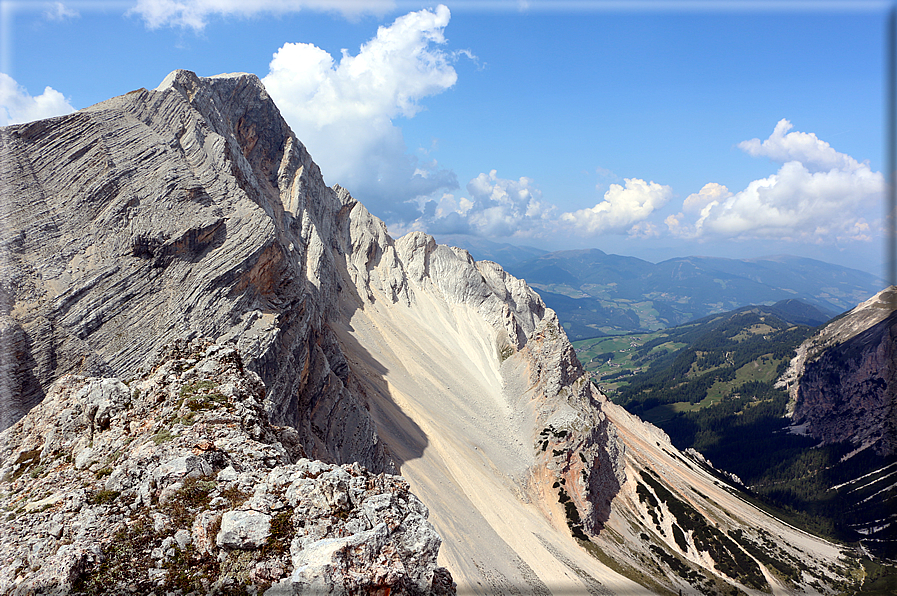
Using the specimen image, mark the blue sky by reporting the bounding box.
[1,1,892,277]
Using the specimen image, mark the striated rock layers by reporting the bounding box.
[778,286,896,456]
[0,69,393,472]
[0,338,453,595]
[0,70,865,594]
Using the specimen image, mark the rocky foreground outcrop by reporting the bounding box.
[0,338,453,595]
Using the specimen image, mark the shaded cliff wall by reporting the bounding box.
[792,310,896,456]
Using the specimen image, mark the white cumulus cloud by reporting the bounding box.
[464,170,553,237]
[694,161,882,241]
[261,4,462,220]
[421,170,554,238]
[683,182,732,213]
[129,0,392,30]
[676,121,884,243]
[737,118,866,173]
[559,178,672,236]
[0,73,76,126]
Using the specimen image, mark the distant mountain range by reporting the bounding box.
[435,239,885,339]
[433,234,548,267]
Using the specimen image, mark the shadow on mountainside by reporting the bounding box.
[332,321,429,469]
[327,251,429,473]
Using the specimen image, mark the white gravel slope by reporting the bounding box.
[334,285,645,595]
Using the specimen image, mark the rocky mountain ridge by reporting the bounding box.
[0,69,390,476]
[0,70,870,594]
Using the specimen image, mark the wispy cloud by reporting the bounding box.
[43,2,79,22]
[129,0,394,30]
[0,72,76,126]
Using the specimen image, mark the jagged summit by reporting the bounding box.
[0,70,869,594]
[156,69,260,90]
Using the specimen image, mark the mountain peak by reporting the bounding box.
[156,69,264,94]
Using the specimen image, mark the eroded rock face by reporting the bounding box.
[517,310,625,538]
[0,70,389,473]
[792,310,896,456]
[0,338,453,595]
[779,286,896,455]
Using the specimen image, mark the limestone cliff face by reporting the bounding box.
[0,70,388,472]
[778,286,896,455]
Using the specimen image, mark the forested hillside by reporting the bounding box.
[575,303,896,557]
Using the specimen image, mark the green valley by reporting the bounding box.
[574,302,896,558]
